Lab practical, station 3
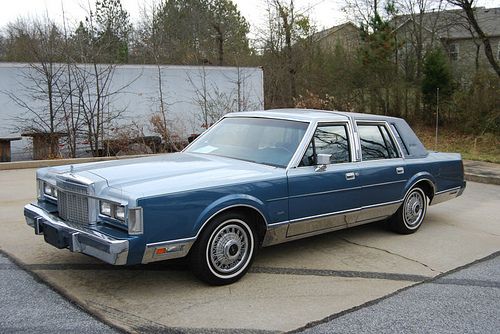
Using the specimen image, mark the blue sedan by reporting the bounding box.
[25,109,466,285]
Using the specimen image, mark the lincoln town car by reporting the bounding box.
[25,109,466,285]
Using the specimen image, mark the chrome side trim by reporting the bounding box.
[434,186,462,195]
[142,237,196,264]
[363,198,403,209]
[430,185,464,206]
[266,196,289,203]
[352,201,401,226]
[287,185,362,200]
[362,179,407,189]
[287,199,402,226]
[289,206,360,224]
[262,200,403,247]
[24,203,129,265]
[287,210,358,238]
[263,221,348,247]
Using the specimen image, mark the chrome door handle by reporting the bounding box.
[396,167,405,174]
[345,172,356,180]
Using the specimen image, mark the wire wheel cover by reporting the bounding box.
[404,190,425,227]
[209,223,250,274]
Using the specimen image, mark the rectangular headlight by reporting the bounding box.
[43,182,57,199]
[100,201,112,216]
[114,205,125,221]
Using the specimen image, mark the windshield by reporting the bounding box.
[186,117,309,167]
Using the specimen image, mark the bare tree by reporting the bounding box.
[69,0,134,156]
[57,4,83,158]
[136,2,183,151]
[2,16,67,158]
[393,0,445,117]
[258,0,313,107]
[187,65,239,130]
[221,65,263,112]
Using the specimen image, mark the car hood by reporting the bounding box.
[48,153,285,199]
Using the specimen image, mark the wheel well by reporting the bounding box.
[202,206,268,246]
[413,180,435,201]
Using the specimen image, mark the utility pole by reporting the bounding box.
[435,87,439,151]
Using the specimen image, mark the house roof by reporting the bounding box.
[392,7,500,40]
[312,22,361,42]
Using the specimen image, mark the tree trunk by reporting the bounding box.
[458,2,500,76]
[214,24,224,66]
[277,1,296,105]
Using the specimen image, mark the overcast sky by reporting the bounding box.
[0,0,497,38]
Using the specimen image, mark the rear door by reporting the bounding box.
[354,121,407,225]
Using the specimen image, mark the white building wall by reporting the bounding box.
[0,63,264,161]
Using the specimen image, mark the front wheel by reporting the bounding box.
[389,187,428,234]
[189,212,257,285]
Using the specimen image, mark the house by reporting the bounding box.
[392,7,500,77]
[314,7,500,78]
[313,22,362,54]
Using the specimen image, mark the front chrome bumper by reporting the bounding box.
[24,203,129,265]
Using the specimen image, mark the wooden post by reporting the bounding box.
[0,137,22,162]
[22,132,67,160]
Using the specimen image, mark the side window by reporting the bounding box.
[358,124,399,161]
[300,124,350,166]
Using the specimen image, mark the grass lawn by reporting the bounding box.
[413,126,500,164]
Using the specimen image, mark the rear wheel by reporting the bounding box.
[389,187,428,234]
[189,212,257,285]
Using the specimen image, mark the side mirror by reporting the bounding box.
[315,154,331,172]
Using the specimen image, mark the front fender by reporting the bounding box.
[193,194,270,237]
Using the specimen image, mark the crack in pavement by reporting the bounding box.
[3,262,432,282]
[250,266,430,282]
[338,237,442,274]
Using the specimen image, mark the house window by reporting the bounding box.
[449,43,459,61]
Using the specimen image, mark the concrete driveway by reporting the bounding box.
[0,168,499,333]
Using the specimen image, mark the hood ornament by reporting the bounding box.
[70,165,74,173]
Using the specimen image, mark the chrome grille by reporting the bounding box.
[57,180,90,225]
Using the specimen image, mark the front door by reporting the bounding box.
[286,123,362,237]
